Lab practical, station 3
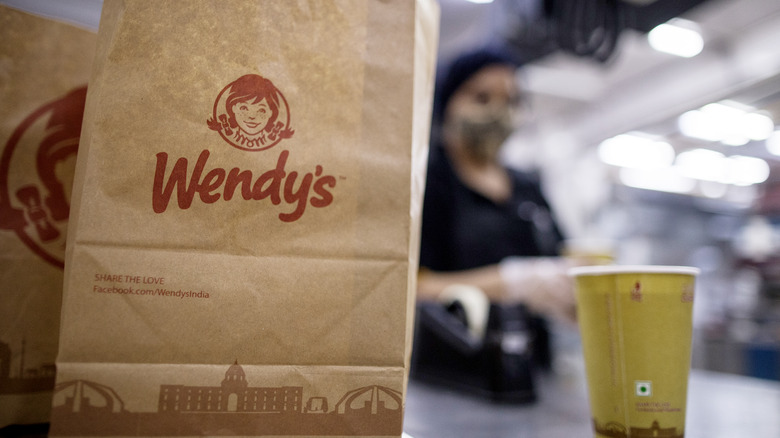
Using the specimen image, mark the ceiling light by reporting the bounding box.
[766,130,780,156]
[678,109,722,142]
[675,149,726,182]
[619,167,695,194]
[678,101,776,144]
[725,155,770,186]
[597,133,675,169]
[674,149,770,186]
[741,112,775,141]
[648,19,704,58]
[700,181,728,199]
[720,133,750,146]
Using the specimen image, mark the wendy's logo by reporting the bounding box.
[207,74,294,151]
[0,87,87,269]
[153,74,335,221]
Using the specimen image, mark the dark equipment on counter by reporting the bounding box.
[411,300,546,404]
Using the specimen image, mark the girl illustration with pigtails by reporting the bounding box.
[208,74,294,151]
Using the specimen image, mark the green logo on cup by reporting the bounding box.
[636,381,652,396]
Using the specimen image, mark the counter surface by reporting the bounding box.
[404,368,780,438]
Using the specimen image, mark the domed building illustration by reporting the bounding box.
[158,361,303,413]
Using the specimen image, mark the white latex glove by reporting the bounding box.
[439,284,490,340]
[498,257,576,324]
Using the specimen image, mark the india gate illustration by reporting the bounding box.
[50,361,403,436]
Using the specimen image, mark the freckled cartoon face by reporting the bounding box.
[209,74,294,151]
[232,98,272,135]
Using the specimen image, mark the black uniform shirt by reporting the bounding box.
[420,145,564,272]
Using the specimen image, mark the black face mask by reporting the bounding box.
[445,109,515,163]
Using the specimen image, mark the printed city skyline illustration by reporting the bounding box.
[50,361,403,436]
[0,338,56,394]
[592,418,684,438]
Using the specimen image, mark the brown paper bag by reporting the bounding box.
[0,5,96,428]
[50,1,438,436]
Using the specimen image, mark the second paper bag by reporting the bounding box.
[51,1,438,436]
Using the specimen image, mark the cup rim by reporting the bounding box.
[568,265,700,277]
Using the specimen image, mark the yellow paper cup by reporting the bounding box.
[570,265,699,438]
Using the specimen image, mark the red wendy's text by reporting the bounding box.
[152,149,336,222]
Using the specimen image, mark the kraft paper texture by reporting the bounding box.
[51,1,439,437]
[0,5,96,427]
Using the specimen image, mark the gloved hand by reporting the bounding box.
[439,284,490,340]
[498,257,577,324]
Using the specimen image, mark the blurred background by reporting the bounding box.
[436,0,780,382]
[4,0,780,381]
